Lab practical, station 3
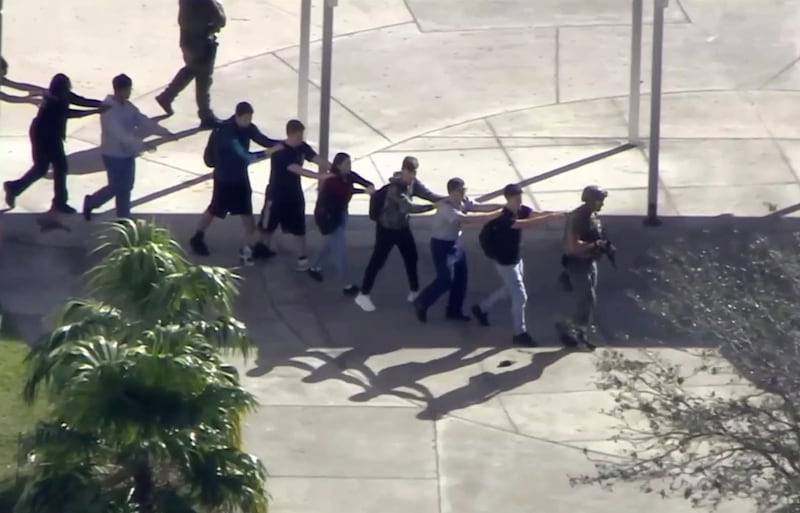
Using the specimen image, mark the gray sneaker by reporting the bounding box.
[240,246,255,267]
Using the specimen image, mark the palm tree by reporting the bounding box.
[25,219,251,402]
[15,219,268,513]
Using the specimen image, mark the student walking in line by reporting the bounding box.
[354,156,445,313]
[189,101,284,265]
[307,152,375,295]
[472,184,564,347]
[4,73,105,214]
[83,74,172,220]
[259,119,333,271]
[413,178,504,323]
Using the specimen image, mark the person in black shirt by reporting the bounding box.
[4,73,105,214]
[471,184,563,347]
[259,119,333,271]
[189,101,284,265]
[307,152,375,295]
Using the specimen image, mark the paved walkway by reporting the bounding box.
[2,1,798,511]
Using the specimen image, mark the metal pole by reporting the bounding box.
[318,0,336,162]
[644,0,667,227]
[298,0,311,123]
[628,0,643,144]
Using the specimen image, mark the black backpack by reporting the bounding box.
[203,127,221,168]
[479,218,501,260]
[368,184,391,221]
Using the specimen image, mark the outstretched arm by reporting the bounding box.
[412,179,446,203]
[288,163,333,181]
[1,77,45,95]
[67,108,103,119]
[512,211,565,229]
[68,92,103,109]
[249,124,283,149]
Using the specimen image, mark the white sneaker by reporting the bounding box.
[296,257,310,272]
[239,246,254,267]
[354,293,376,312]
[407,291,419,303]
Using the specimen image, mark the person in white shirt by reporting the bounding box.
[413,177,504,323]
[83,74,172,220]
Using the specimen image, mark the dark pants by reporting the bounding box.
[360,225,419,295]
[415,239,468,316]
[7,130,69,207]
[85,155,136,218]
[160,35,217,118]
[565,258,598,329]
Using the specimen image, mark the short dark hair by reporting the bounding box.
[112,74,132,91]
[503,183,523,198]
[235,101,254,116]
[286,119,305,135]
[0,57,8,73]
[401,156,419,172]
[447,177,465,193]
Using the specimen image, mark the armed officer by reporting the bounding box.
[156,0,226,129]
[556,185,610,350]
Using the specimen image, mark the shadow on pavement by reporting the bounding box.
[1,209,798,414]
[65,124,201,176]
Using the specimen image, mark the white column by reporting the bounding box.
[298,0,312,123]
[318,0,336,161]
[628,0,643,144]
[645,0,668,226]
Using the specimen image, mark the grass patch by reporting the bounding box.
[0,338,48,480]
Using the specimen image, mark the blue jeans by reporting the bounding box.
[86,155,136,218]
[415,238,468,316]
[480,260,528,335]
[311,213,352,285]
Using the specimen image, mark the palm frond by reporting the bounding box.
[182,443,268,513]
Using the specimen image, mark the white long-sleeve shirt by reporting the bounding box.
[100,94,170,158]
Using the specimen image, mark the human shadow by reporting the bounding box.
[65,124,202,176]
[417,347,573,420]
[346,346,506,403]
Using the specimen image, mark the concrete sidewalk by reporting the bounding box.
[2,0,797,511]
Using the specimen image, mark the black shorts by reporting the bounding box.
[263,194,306,236]
[208,181,253,219]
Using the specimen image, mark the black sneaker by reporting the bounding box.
[307,268,323,282]
[471,305,489,326]
[53,203,77,215]
[252,242,276,260]
[512,332,539,347]
[189,233,210,256]
[576,329,597,352]
[155,95,174,116]
[342,285,360,296]
[3,182,15,209]
[555,321,579,348]
[414,302,428,324]
[82,195,92,221]
[446,312,472,322]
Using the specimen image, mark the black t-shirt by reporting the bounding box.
[492,205,533,266]
[269,141,317,198]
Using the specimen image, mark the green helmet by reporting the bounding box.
[581,185,608,202]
